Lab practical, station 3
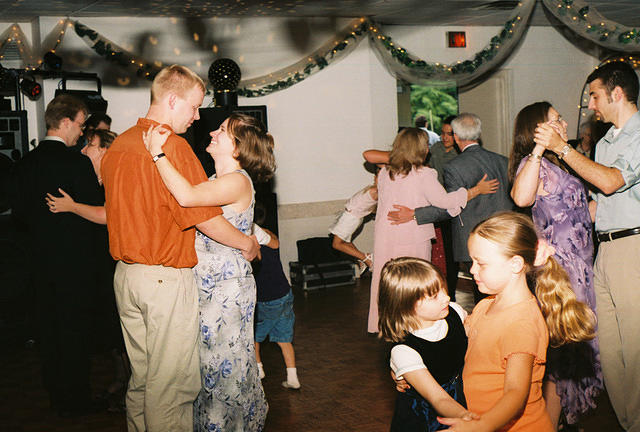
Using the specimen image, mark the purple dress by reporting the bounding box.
[519,157,603,424]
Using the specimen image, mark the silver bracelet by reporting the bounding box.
[527,153,542,162]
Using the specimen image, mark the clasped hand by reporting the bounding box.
[534,120,567,152]
[390,371,481,430]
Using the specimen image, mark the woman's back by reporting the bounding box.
[375,166,442,241]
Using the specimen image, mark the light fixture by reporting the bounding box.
[209,58,241,107]
[43,51,63,71]
[54,76,108,114]
[0,63,18,95]
[20,77,42,100]
[447,32,467,48]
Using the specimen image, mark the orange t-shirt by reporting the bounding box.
[101,118,222,268]
[463,296,553,432]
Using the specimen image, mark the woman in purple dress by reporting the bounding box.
[509,101,603,429]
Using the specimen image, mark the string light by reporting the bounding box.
[7,1,605,97]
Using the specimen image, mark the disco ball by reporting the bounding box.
[208,58,241,91]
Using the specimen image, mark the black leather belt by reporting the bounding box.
[597,227,640,242]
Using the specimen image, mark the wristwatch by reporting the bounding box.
[558,145,571,160]
[152,153,166,162]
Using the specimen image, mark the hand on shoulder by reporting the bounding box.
[142,124,171,156]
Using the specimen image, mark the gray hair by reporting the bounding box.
[578,119,592,135]
[451,113,481,141]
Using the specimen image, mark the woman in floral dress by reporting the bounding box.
[144,113,276,431]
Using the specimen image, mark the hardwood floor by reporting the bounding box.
[0,275,623,431]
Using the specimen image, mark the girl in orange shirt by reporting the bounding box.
[439,212,596,431]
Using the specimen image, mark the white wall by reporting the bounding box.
[1,17,600,275]
[241,39,396,268]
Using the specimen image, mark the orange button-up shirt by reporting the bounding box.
[101,118,221,268]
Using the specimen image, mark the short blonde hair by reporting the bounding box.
[378,257,447,342]
[387,128,429,180]
[150,64,205,104]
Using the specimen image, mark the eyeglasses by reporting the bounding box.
[441,131,454,136]
[73,118,86,130]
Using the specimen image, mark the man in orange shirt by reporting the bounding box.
[101,65,259,432]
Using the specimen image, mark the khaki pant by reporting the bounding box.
[594,235,640,432]
[114,262,201,432]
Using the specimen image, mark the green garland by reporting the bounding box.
[237,21,368,97]
[4,0,637,96]
[75,22,161,79]
[543,0,640,48]
[70,9,531,95]
[372,16,521,78]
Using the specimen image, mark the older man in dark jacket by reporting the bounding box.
[388,113,513,302]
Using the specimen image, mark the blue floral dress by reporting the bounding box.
[193,170,268,432]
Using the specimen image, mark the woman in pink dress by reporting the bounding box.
[364,128,497,333]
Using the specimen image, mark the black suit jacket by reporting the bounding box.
[9,139,103,279]
[414,145,514,262]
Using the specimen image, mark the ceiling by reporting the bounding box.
[1,0,640,26]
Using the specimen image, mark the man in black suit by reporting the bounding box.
[10,94,103,417]
[388,113,513,302]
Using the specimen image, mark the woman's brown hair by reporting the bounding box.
[387,128,429,180]
[378,257,447,342]
[508,101,564,183]
[471,212,595,347]
[90,129,117,149]
[227,112,276,183]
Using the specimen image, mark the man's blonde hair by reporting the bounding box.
[150,64,205,104]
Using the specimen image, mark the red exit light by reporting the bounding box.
[448,32,466,48]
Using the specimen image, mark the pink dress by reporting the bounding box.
[368,166,467,333]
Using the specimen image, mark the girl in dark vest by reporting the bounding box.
[378,257,476,431]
